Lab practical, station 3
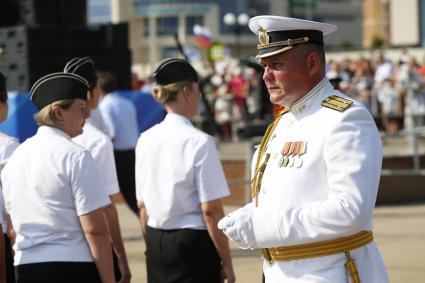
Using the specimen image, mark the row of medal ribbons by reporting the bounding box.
[277,141,307,168]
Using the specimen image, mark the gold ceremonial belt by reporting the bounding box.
[261,230,373,263]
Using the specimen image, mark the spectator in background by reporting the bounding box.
[0,72,19,283]
[98,72,140,215]
[351,58,375,112]
[373,53,394,89]
[377,78,401,133]
[214,85,233,140]
[228,67,247,122]
[64,58,131,283]
[396,59,425,129]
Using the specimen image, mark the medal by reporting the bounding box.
[294,141,307,168]
[279,142,291,168]
[287,155,294,167]
[286,142,295,167]
[294,155,303,168]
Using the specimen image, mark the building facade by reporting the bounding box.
[88,0,363,67]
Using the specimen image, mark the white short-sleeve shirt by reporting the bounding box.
[0,133,19,231]
[135,113,230,230]
[1,126,111,265]
[73,121,120,196]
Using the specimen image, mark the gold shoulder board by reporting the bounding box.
[321,95,353,112]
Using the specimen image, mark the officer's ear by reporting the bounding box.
[306,51,321,76]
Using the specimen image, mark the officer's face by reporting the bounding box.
[261,46,311,106]
[59,99,87,138]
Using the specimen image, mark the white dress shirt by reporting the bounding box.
[98,92,139,150]
[1,126,111,265]
[0,132,19,231]
[135,113,229,230]
[252,79,388,282]
[73,120,120,196]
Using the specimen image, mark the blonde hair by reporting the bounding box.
[34,99,75,126]
[152,80,194,104]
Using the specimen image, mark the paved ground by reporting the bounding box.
[117,202,425,282]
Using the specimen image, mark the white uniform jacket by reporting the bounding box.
[0,132,19,229]
[253,79,388,282]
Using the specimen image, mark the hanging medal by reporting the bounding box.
[287,142,296,167]
[294,141,307,168]
[278,142,290,167]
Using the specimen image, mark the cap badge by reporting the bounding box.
[258,26,270,47]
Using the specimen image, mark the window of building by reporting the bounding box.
[158,17,178,35]
[186,16,204,35]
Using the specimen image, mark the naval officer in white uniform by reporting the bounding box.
[1,72,114,283]
[218,16,388,283]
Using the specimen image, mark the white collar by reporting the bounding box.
[289,77,328,116]
[38,126,71,140]
[164,113,193,127]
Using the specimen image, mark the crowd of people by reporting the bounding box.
[134,51,425,140]
[326,52,425,133]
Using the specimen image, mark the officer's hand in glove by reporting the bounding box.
[217,203,256,249]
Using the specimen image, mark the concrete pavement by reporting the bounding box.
[117,203,425,282]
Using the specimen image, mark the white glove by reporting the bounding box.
[218,203,256,249]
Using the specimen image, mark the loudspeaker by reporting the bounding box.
[0,0,21,27]
[0,24,132,91]
[19,0,86,27]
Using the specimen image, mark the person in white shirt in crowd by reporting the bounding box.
[395,59,425,130]
[218,16,388,282]
[1,72,114,283]
[97,72,140,215]
[136,58,235,283]
[0,72,16,283]
[374,53,394,88]
[377,78,401,132]
[64,57,131,283]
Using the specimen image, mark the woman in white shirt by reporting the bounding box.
[0,72,18,283]
[136,58,235,283]
[1,72,114,283]
[64,57,131,283]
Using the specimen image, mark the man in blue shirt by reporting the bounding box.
[97,72,140,215]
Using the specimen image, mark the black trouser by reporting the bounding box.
[146,226,221,283]
[114,149,138,215]
[4,234,15,283]
[113,248,122,282]
[15,262,101,283]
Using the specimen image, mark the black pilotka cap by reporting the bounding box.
[30,72,89,110]
[152,58,199,85]
[248,15,337,59]
[63,57,97,88]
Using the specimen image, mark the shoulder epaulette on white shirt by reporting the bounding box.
[321,95,353,112]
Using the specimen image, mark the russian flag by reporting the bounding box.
[193,24,213,47]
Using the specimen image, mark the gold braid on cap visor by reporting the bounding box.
[257,36,310,50]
